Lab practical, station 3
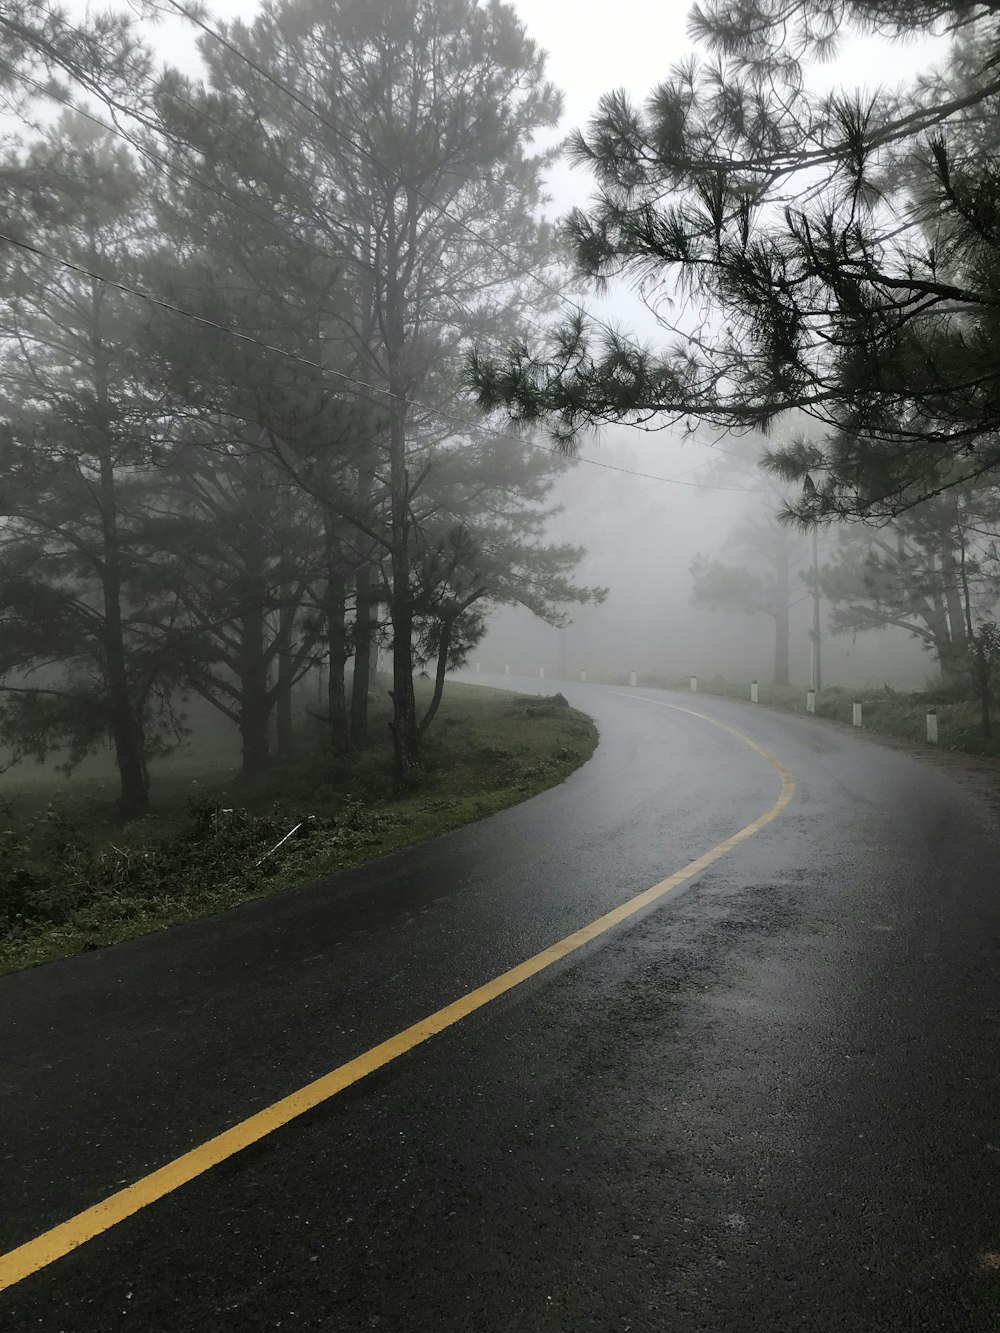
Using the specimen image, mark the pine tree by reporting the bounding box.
[818,485,1000,689]
[469,0,1000,524]
[163,0,564,780]
[0,119,174,816]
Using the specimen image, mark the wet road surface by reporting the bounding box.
[1,679,998,1330]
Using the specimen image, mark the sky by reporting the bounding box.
[46,1,953,685]
[131,8,947,185]
[56,0,947,367]
[132,0,947,345]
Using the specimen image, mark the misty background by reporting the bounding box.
[0,0,967,816]
[128,0,943,693]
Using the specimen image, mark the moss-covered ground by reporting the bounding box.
[0,682,597,976]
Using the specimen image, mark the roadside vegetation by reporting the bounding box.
[622,674,1000,759]
[466,0,1000,768]
[0,683,597,977]
[0,3,605,979]
[0,0,604,826]
[8,0,1000,955]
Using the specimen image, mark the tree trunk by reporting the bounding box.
[324,508,352,754]
[929,613,960,685]
[772,534,791,686]
[349,465,376,745]
[939,547,968,649]
[387,398,419,782]
[975,643,992,740]
[955,525,992,739]
[351,559,374,745]
[107,678,149,820]
[92,289,149,818]
[274,591,296,757]
[102,577,149,818]
[937,547,969,686]
[276,645,294,757]
[238,598,271,779]
[239,698,271,777]
[919,552,956,684]
[237,470,272,778]
[419,616,453,738]
[328,621,350,753]
[97,424,148,818]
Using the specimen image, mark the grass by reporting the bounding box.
[0,681,597,977]
[605,671,1000,758]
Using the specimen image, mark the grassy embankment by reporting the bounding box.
[0,681,597,976]
[613,672,1000,757]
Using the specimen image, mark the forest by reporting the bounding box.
[3,6,1000,1326]
[7,0,1000,965]
[471,0,1000,742]
[0,0,602,819]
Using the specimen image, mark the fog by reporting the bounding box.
[4,5,998,1322]
[478,425,933,688]
[41,0,950,704]
[0,0,966,824]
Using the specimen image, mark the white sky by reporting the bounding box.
[122,8,949,212]
[124,0,947,345]
[20,1,952,682]
[52,0,949,476]
[39,0,952,404]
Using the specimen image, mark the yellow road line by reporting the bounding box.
[0,699,794,1294]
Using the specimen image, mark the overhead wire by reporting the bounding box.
[2,2,759,489]
[6,13,963,670]
[8,2,762,480]
[158,0,607,323]
[158,0,761,463]
[7,7,800,498]
[0,228,754,493]
[0,57,356,276]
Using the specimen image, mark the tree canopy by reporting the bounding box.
[468,0,1000,524]
[0,0,602,808]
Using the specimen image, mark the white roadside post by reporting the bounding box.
[539,666,545,681]
[806,689,816,714]
[580,668,587,683]
[690,675,698,692]
[629,670,637,687]
[750,680,759,703]
[926,709,939,744]
[475,662,481,674]
[504,664,510,675]
[852,701,862,727]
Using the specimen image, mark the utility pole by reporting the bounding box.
[810,525,822,693]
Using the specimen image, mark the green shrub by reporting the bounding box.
[0,682,599,972]
[637,672,1000,757]
[0,797,348,933]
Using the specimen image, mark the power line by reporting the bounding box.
[3,2,757,489]
[10,3,765,478]
[159,1,786,475]
[13,0,588,342]
[161,1,586,309]
[9,0,790,498]
[0,59,347,276]
[0,228,753,493]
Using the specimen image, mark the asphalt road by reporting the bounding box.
[1,679,999,1331]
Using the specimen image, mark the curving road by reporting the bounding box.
[1,679,999,1331]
